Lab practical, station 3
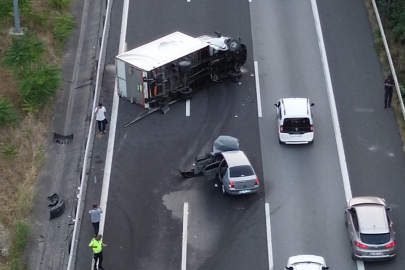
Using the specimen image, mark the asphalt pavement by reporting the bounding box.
[317,0,405,269]
[251,0,356,269]
[73,0,405,270]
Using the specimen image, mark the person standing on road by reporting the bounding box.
[384,75,395,108]
[89,204,102,236]
[94,103,107,134]
[89,234,106,270]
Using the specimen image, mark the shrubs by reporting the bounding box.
[54,12,75,44]
[19,65,61,113]
[2,34,45,77]
[0,98,19,125]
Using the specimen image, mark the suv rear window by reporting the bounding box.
[360,233,391,245]
[283,118,310,127]
[229,165,254,177]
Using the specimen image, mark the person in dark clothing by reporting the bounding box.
[384,75,394,108]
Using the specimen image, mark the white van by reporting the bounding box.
[274,98,314,144]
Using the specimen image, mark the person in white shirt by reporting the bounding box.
[94,103,107,135]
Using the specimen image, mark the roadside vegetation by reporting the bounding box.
[365,0,405,150]
[0,0,75,269]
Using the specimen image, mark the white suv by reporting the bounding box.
[274,98,314,144]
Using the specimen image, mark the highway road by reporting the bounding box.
[74,0,405,270]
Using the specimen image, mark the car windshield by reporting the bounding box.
[283,118,310,127]
[360,233,391,245]
[229,165,254,177]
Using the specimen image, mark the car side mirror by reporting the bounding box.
[322,267,329,270]
[311,103,315,106]
[284,267,293,270]
[274,103,278,108]
[345,207,350,212]
[386,207,393,212]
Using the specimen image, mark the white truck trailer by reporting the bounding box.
[115,31,247,110]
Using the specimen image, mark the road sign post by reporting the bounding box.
[9,0,24,36]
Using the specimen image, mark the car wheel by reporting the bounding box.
[179,60,192,73]
[350,244,357,260]
[221,184,228,195]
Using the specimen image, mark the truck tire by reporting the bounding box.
[179,87,193,100]
[228,39,241,53]
[229,70,242,79]
[178,60,192,73]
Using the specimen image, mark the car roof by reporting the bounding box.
[355,204,389,234]
[287,255,326,270]
[281,98,310,117]
[221,151,251,167]
[348,196,386,207]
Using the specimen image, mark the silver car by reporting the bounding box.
[284,255,329,270]
[345,196,396,260]
[204,150,259,195]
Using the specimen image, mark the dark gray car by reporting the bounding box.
[345,196,396,260]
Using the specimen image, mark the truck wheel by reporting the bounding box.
[179,87,193,100]
[228,39,241,52]
[229,70,242,79]
[179,60,192,73]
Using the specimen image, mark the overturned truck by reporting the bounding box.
[115,31,247,109]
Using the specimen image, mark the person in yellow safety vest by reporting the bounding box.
[89,234,107,270]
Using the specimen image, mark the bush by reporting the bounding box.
[9,220,30,270]
[19,65,61,113]
[49,0,71,10]
[2,34,45,77]
[1,143,18,159]
[0,98,19,126]
[54,12,75,44]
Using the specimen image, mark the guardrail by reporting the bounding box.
[66,0,113,268]
[371,0,405,121]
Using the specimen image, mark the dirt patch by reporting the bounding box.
[0,0,73,268]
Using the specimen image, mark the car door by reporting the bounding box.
[203,161,220,180]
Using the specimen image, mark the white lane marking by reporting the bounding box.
[99,0,129,235]
[254,61,263,118]
[265,203,274,270]
[186,99,190,116]
[181,202,189,270]
[311,1,364,270]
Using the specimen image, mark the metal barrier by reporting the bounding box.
[371,0,405,121]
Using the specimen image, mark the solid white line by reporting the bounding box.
[265,203,274,270]
[181,202,189,270]
[310,1,364,270]
[186,100,190,116]
[254,61,263,118]
[99,0,129,235]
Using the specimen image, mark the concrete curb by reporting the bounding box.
[371,0,405,120]
[66,0,114,269]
